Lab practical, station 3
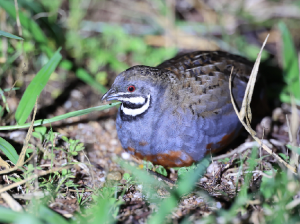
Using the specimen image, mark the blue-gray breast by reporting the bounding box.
[102,51,252,167]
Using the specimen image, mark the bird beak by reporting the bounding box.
[101,88,118,102]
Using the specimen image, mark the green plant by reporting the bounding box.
[278,22,300,104]
[61,136,85,156]
[15,48,62,125]
[1,1,300,223]
[154,165,168,177]
[0,30,23,40]
[55,169,78,192]
[122,172,134,184]
[0,137,19,164]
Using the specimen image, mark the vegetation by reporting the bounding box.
[0,0,300,223]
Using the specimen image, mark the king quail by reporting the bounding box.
[102,51,252,167]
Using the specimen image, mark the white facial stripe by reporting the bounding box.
[117,96,145,104]
[121,94,150,116]
[115,92,132,95]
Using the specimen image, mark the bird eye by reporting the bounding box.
[127,85,135,92]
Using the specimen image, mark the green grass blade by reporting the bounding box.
[0,0,54,58]
[219,148,258,222]
[89,195,114,224]
[38,205,69,224]
[1,87,20,93]
[0,207,33,223]
[120,157,210,224]
[76,68,107,94]
[15,48,62,125]
[0,137,19,164]
[1,1,105,93]
[278,22,300,103]
[15,216,43,224]
[286,144,300,155]
[0,102,120,130]
[0,205,67,224]
[1,209,40,224]
[148,158,210,224]
[0,0,46,44]
[0,30,23,40]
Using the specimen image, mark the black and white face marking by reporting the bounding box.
[101,88,151,117]
[121,94,151,116]
[113,93,146,105]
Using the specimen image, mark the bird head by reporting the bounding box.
[101,65,169,117]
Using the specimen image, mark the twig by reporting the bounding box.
[286,197,300,210]
[225,170,273,179]
[259,129,265,170]
[0,188,23,211]
[222,153,238,172]
[0,100,38,175]
[0,156,10,170]
[83,151,96,189]
[23,152,37,165]
[14,0,25,83]
[0,165,73,194]
[12,191,50,200]
[16,100,38,166]
[212,141,271,160]
[229,34,296,174]
[212,153,238,185]
[269,138,285,147]
[68,189,93,192]
[0,9,8,60]
[14,0,22,36]
[147,169,175,185]
[287,97,299,169]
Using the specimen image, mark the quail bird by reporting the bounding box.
[102,51,253,167]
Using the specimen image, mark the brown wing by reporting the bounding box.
[157,51,252,82]
[157,51,253,116]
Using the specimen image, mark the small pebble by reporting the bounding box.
[99,176,106,182]
[133,192,142,199]
[110,139,118,145]
[121,152,131,160]
[157,188,169,196]
[9,131,27,143]
[216,202,222,209]
[272,107,285,122]
[196,198,203,204]
[64,101,72,109]
[136,185,143,191]
[71,89,83,98]
[200,177,208,182]
[261,116,272,132]
[227,181,235,190]
[106,171,122,181]
[206,162,220,175]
